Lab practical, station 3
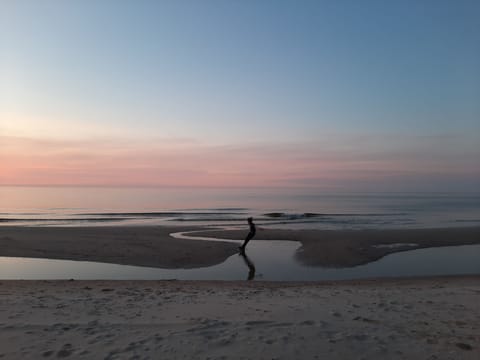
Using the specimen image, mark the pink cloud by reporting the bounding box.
[1,134,478,191]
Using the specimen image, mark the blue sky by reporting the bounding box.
[1,1,479,190]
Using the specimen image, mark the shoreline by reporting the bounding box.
[1,273,479,286]
[0,225,479,269]
[1,276,478,359]
[193,226,480,267]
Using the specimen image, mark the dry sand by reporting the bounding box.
[0,277,478,359]
[1,226,479,269]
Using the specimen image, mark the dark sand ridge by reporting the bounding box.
[192,226,480,267]
[0,226,479,269]
[0,226,238,269]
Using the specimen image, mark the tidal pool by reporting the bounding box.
[0,237,479,281]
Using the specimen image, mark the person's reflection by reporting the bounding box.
[239,251,256,280]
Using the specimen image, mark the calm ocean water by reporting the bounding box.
[1,186,479,229]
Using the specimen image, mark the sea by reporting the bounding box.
[1,186,479,230]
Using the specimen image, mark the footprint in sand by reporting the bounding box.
[56,343,73,357]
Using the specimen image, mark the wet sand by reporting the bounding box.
[194,226,480,267]
[0,277,478,359]
[0,226,238,269]
[0,226,479,268]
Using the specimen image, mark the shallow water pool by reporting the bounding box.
[0,240,479,281]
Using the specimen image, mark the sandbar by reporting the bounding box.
[174,226,480,267]
[0,225,479,268]
[0,226,237,269]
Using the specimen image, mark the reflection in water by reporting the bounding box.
[0,242,479,281]
[239,252,256,280]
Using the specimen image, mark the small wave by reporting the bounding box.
[263,212,409,219]
[0,218,130,223]
[80,211,246,217]
[176,208,249,212]
[264,212,322,219]
[172,218,246,222]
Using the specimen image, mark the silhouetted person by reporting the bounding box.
[240,251,256,280]
[239,217,255,253]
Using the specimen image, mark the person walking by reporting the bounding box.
[239,217,255,253]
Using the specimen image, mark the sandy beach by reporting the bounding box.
[1,226,479,358]
[1,225,479,268]
[3,0,479,357]
[0,277,478,359]
[0,226,237,269]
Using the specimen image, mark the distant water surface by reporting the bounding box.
[1,186,479,229]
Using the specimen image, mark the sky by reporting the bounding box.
[1,0,479,191]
